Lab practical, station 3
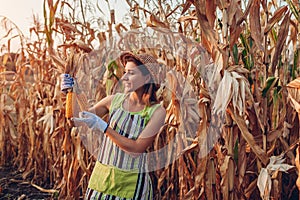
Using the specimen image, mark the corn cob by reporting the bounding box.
[65,91,74,118]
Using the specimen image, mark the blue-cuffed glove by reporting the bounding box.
[60,74,74,93]
[72,111,109,133]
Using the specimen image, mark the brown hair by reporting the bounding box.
[123,56,159,106]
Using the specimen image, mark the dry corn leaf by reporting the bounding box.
[244,178,257,198]
[177,16,197,23]
[289,19,298,47]
[257,154,294,200]
[50,54,66,73]
[179,138,198,156]
[199,51,222,102]
[236,0,253,26]
[249,0,264,51]
[267,129,282,142]
[205,157,216,200]
[181,1,192,15]
[213,69,251,116]
[227,0,239,26]
[157,168,168,188]
[228,106,269,165]
[206,0,217,27]
[217,0,230,9]
[213,70,233,115]
[237,137,247,189]
[32,182,58,194]
[289,94,300,113]
[146,14,169,29]
[36,106,55,135]
[271,12,290,73]
[97,32,106,43]
[227,0,245,47]
[115,23,128,35]
[36,106,55,156]
[26,116,36,174]
[295,146,300,190]
[220,155,235,200]
[263,6,288,34]
[74,134,89,175]
[72,39,92,53]
[229,21,244,49]
[257,168,271,200]
[287,77,300,89]
[287,77,300,112]
[193,0,218,48]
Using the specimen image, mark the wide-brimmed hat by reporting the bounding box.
[120,51,161,84]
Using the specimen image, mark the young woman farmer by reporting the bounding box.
[61,51,166,199]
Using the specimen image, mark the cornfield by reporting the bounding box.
[0,0,300,199]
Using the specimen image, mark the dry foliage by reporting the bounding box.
[0,0,300,199]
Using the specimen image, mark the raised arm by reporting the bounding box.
[73,94,166,155]
[89,94,115,118]
[105,105,166,154]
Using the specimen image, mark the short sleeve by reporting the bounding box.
[142,104,161,125]
[110,93,126,113]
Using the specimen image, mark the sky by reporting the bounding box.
[0,0,43,51]
[0,0,129,52]
[0,0,43,36]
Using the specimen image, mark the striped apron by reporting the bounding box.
[85,93,160,200]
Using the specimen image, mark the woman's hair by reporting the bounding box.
[123,56,159,106]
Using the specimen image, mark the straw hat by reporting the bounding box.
[120,51,161,84]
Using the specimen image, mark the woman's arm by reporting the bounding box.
[88,94,115,118]
[105,105,166,155]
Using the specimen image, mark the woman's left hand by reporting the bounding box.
[72,111,108,133]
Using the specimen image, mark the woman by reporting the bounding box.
[62,51,166,199]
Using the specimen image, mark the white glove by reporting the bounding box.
[60,74,74,93]
[72,111,108,133]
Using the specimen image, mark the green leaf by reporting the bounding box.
[292,49,299,79]
[240,33,249,52]
[241,49,250,70]
[249,37,253,48]
[234,139,239,164]
[249,54,254,70]
[262,77,279,98]
[232,44,239,65]
[105,79,114,95]
[286,0,299,21]
[107,60,118,71]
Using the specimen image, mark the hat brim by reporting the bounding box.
[120,51,144,67]
[119,51,161,84]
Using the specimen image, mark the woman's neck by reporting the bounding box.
[129,91,144,106]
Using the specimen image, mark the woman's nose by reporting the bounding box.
[121,73,128,81]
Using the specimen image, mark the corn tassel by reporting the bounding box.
[65,91,74,118]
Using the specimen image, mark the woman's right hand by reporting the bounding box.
[60,74,74,93]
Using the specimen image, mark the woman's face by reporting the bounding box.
[121,61,149,93]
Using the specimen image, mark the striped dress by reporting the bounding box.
[85,93,160,200]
